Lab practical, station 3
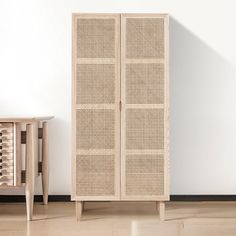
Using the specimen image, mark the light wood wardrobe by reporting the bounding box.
[72,13,169,220]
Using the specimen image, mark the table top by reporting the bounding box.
[0,116,54,123]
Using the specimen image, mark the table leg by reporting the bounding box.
[25,122,37,221]
[42,122,49,205]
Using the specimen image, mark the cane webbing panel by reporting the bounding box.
[76,64,115,104]
[126,63,164,104]
[0,123,14,187]
[76,110,115,149]
[126,174,164,195]
[74,15,120,200]
[126,154,164,173]
[126,109,164,150]
[126,18,164,59]
[73,14,168,200]
[76,155,115,196]
[125,154,164,195]
[77,19,115,58]
[122,15,168,199]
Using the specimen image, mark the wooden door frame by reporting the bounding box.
[120,14,170,201]
[71,13,121,201]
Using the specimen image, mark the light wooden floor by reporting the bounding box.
[1,201,236,235]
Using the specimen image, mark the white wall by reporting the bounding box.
[0,0,236,195]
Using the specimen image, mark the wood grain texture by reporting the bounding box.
[2,202,236,235]
[14,123,22,186]
[42,122,49,205]
[25,124,35,221]
[157,201,165,220]
[0,117,53,123]
[76,201,82,221]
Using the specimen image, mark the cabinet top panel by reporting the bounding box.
[0,116,54,123]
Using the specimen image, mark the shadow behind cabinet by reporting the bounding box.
[72,13,169,220]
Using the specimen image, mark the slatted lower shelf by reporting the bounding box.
[0,123,14,186]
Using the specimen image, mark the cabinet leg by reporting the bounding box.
[76,201,83,221]
[25,123,37,221]
[157,201,165,221]
[42,122,49,205]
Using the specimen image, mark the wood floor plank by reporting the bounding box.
[1,202,236,236]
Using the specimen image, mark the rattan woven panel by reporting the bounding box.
[126,173,164,195]
[76,155,115,196]
[126,18,164,59]
[73,14,168,201]
[73,14,120,200]
[0,123,14,187]
[125,154,164,195]
[76,109,115,149]
[126,154,164,173]
[77,19,115,58]
[126,63,164,104]
[126,109,164,150]
[76,64,115,104]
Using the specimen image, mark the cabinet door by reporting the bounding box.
[121,14,169,200]
[72,14,120,200]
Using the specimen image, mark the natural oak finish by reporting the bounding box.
[0,117,53,123]
[25,123,35,221]
[76,201,83,221]
[0,116,53,220]
[120,14,169,206]
[72,13,169,221]
[72,13,121,201]
[42,122,49,205]
[157,201,165,221]
[1,202,236,236]
[14,123,22,186]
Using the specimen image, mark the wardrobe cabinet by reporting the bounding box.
[72,13,169,220]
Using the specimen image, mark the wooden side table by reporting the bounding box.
[0,116,53,220]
